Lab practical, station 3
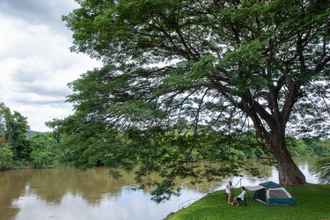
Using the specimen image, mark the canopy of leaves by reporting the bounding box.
[64,0,330,138]
[62,0,330,196]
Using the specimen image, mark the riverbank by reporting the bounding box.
[166,184,330,220]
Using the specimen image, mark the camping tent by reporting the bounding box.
[249,181,295,205]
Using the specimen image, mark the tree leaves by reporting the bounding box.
[61,0,330,194]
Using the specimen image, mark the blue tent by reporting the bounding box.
[252,181,296,205]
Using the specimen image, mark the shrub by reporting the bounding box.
[0,144,14,170]
[314,157,330,183]
[30,148,54,168]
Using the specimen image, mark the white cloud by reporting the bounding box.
[0,3,100,131]
[0,0,77,30]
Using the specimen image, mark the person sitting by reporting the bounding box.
[232,187,247,207]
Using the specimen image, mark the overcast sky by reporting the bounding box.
[0,0,100,131]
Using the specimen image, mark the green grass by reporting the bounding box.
[167,184,330,220]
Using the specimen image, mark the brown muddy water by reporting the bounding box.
[0,162,321,220]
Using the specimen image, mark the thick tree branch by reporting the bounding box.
[281,80,301,125]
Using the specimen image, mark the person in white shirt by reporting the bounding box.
[232,187,247,207]
[224,181,232,204]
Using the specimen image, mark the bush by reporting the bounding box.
[314,157,330,183]
[0,144,14,170]
[30,148,55,168]
[29,133,58,168]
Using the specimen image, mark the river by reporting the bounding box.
[0,162,322,220]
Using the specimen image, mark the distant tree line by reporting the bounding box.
[0,103,58,169]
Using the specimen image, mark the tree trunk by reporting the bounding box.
[267,131,306,186]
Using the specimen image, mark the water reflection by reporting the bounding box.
[0,170,32,220]
[12,188,203,220]
[0,162,322,220]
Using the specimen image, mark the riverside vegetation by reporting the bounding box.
[0,102,329,182]
[0,101,330,170]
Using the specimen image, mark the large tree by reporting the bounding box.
[64,0,330,185]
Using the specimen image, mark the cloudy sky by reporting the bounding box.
[0,0,100,131]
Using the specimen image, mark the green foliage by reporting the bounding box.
[46,119,65,144]
[287,137,330,158]
[49,116,125,167]
[30,148,55,169]
[6,111,30,160]
[0,103,31,160]
[302,138,330,157]
[54,111,272,200]
[63,0,330,142]
[0,103,62,169]
[30,133,55,150]
[62,0,330,192]
[0,144,14,170]
[29,133,57,168]
[314,157,330,182]
[287,137,312,157]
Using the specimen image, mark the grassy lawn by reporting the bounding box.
[166,184,330,220]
